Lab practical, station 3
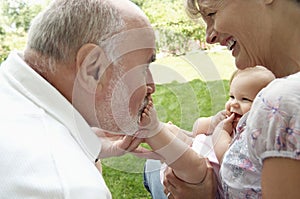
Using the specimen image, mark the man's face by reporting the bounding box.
[95,28,156,135]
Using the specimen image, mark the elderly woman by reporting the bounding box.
[161,0,300,198]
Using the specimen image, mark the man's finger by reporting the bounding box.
[124,137,143,151]
[118,135,135,150]
[132,149,162,159]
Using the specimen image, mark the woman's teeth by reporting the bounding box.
[227,39,236,50]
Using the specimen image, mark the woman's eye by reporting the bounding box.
[207,12,216,17]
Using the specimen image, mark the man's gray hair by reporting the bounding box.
[26,0,125,72]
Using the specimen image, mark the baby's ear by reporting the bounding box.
[76,43,109,89]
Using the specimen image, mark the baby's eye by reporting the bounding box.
[229,95,234,99]
[242,98,252,102]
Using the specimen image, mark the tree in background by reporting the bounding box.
[0,0,45,63]
[132,0,208,56]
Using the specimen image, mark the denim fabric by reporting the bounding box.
[143,159,167,199]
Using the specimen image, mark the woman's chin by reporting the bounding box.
[235,58,249,70]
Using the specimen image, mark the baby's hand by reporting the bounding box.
[217,113,235,136]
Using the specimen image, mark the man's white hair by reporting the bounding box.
[26,0,125,72]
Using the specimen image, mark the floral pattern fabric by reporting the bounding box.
[220,112,262,199]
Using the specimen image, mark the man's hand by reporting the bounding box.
[163,159,217,199]
[93,128,161,159]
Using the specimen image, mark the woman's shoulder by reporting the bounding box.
[266,72,300,92]
[247,72,300,163]
[257,72,300,107]
[251,71,300,125]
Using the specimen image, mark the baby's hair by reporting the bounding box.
[229,66,275,86]
[229,69,239,85]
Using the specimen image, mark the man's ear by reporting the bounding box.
[76,43,109,89]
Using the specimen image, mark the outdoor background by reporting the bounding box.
[0,0,235,198]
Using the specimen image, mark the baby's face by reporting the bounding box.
[225,67,275,129]
[226,74,259,127]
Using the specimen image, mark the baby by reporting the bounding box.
[139,66,275,196]
[212,66,276,164]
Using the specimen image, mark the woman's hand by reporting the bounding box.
[163,159,217,199]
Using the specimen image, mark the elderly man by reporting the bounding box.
[0,0,156,198]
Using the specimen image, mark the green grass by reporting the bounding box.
[102,154,150,199]
[102,51,233,199]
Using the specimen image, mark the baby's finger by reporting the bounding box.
[225,113,235,122]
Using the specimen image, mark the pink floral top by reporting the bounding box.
[220,72,300,198]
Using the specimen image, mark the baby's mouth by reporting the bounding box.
[233,113,243,123]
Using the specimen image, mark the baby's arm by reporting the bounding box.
[211,113,235,164]
[140,103,207,184]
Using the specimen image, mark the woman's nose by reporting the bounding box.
[206,29,218,44]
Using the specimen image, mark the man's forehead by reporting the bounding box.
[101,27,155,54]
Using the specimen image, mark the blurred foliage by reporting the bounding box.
[0,0,46,63]
[132,0,208,56]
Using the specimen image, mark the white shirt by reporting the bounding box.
[0,51,112,198]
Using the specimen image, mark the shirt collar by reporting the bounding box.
[1,51,101,162]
